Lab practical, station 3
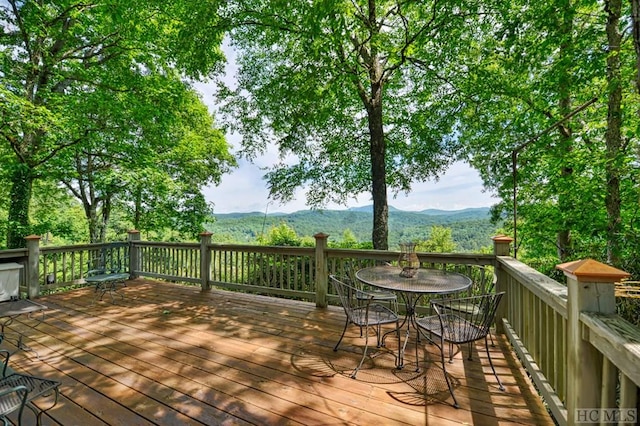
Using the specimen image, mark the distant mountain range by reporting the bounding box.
[208,206,497,252]
[216,205,490,216]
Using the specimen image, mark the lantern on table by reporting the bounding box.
[398,242,419,278]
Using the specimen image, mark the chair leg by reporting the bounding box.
[415,328,420,372]
[439,336,459,408]
[352,325,370,378]
[484,336,505,391]
[334,319,349,352]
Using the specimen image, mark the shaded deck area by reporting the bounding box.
[4,279,555,425]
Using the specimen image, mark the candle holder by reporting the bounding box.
[398,242,419,278]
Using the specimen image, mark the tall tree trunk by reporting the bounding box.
[100,198,111,243]
[369,98,389,250]
[6,165,34,248]
[604,0,623,265]
[87,205,101,243]
[133,186,142,230]
[631,0,640,94]
[367,43,389,250]
[556,0,575,262]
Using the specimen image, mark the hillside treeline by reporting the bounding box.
[206,208,498,252]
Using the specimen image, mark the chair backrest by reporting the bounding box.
[88,244,126,275]
[433,292,505,342]
[450,264,496,296]
[0,384,28,420]
[330,274,365,320]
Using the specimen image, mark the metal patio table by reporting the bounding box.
[356,265,472,369]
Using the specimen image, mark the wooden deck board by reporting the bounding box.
[1,279,556,425]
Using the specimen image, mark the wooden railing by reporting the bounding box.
[39,242,129,293]
[208,243,316,299]
[2,233,639,425]
[497,255,639,426]
[497,255,570,423]
[134,241,200,284]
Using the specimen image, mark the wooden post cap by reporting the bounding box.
[556,258,630,283]
[492,235,514,243]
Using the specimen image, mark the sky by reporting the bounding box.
[194,43,497,215]
[201,156,496,214]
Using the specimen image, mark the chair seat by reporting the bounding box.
[356,289,396,301]
[351,304,399,327]
[0,373,61,425]
[416,314,485,344]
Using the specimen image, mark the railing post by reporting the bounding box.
[314,233,329,308]
[128,230,140,279]
[492,235,513,334]
[25,235,41,299]
[200,232,213,291]
[492,234,513,257]
[557,259,630,426]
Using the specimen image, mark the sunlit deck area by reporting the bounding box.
[5,279,554,425]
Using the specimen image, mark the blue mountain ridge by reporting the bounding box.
[214,205,490,218]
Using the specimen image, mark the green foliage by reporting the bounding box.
[0,0,232,246]
[451,0,640,278]
[30,184,89,246]
[208,207,497,252]
[416,226,457,253]
[260,223,302,246]
[218,0,483,248]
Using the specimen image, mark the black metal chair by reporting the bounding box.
[342,262,398,315]
[0,349,61,425]
[341,270,398,336]
[449,265,497,345]
[450,264,496,297]
[415,292,505,408]
[330,275,400,378]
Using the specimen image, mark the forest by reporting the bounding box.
[1,1,639,281]
[207,207,497,253]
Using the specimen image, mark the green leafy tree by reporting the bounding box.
[261,223,302,247]
[218,0,480,250]
[51,73,234,242]
[455,0,639,275]
[0,0,227,247]
[416,226,456,253]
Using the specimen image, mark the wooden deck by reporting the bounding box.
[3,279,555,425]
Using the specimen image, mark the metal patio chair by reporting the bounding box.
[415,292,506,408]
[449,265,497,345]
[343,263,398,314]
[342,267,398,336]
[330,275,400,378]
[448,264,496,297]
[0,349,61,425]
